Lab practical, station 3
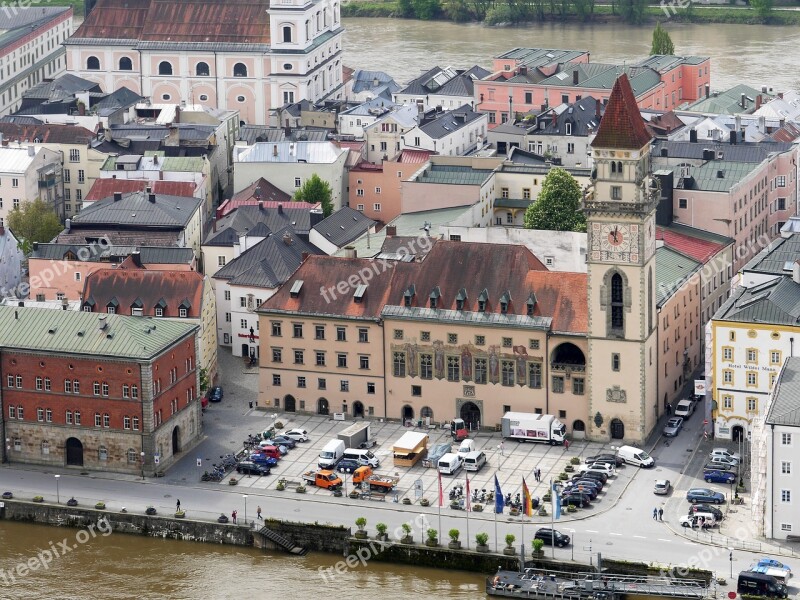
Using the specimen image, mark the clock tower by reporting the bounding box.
[584,74,659,443]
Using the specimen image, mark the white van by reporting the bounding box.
[458,439,476,455]
[343,448,381,468]
[462,451,487,472]
[617,445,655,468]
[318,439,346,469]
[674,399,695,419]
[437,452,463,475]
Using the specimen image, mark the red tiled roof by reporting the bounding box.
[0,123,96,145]
[82,267,205,317]
[262,240,589,333]
[350,161,384,173]
[215,178,315,219]
[74,0,271,44]
[336,141,365,152]
[85,179,197,202]
[656,227,728,264]
[397,149,433,164]
[591,74,652,150]
[771,123,800,143]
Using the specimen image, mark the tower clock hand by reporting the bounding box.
[612,226,619,242]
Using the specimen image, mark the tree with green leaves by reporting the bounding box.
[7,199,63,255]
[618,0,646,23]
[749,0,773,21]
[293,174,334,217]
[411,0,440,19]
[650,22,675,55]
[524,168,586,233]
[397,0,415,17]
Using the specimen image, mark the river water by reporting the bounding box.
[341,18,800,92]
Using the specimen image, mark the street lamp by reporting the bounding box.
[243,494,248,526]
[54,474,60,504]
[728,547,734,579]
[550,479,562,559]
[568,528,575,561]
[140,452,146,480]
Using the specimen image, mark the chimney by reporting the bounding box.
[386,225,397,237]
[741,93,746,109]
[145,185,152,194]
[14,310,17,320]
[27,145,35,157]
[794,260,800,285]
[778,92,784,100]
[735,114,742,132]
[130,251,142,267]
[113,191,122,201]
[755,95,763,111]
[343,246,357,258]
[705,84,710,99]
[689,129,698,143]
[572,69,579,85]
[258,201,264,211]
[729,130,737,145]
[282,232,293,245]
[78,102,86,116]
[272,145,278,157]
[301,251,310,262]
[277,203,283,214]
[33,241,39,251]
[595,98,601,120]
[758,116,766,134]
[62,298,69,310]
[65,218,71,232]
[152,154,158,165]
[175,106,181,123]
[0,225,4,236]
[148,193,156,203]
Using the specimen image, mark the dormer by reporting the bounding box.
[82,296,95,313]
[178,299,191,318]
[353,284,367,304]
[477,289,489,313]
[130,298,144,316]
[403,284,416,308]
[429,286,441,309]
[499,291,511,315]
[289,279,304,299]
[106,297,119,314]
[455,288,467,311]
[526,292,537,317]
[154,298,167,317]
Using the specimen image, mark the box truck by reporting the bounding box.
[337,422,372,449]
[501,412,566,445]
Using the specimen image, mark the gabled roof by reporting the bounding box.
[685,84,770,115]
[397,65,491,99]
[656,224,732,264]
[767,357,800,427]
[715,277,800,325]
[30,243,194,265]
[0,123,95,145]
[0,7,71,53]
[205,204,316,246]
[214,226,322,289]
[529,96,603,138]
[655,246,702,305]
[416,104,485,140]
[652,139,794,163]
[20,74,100,102]
[85,179,197,202]
[82,268,205,317]
[312,206,376,248]
[592,74,652,150]
[234,141,347,164]
[743,231,800,278]
[71,190,202,228]
[340,97,398,118]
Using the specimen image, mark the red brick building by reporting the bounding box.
[0,306,200,475]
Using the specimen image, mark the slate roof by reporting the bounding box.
[656,224,732,264]
[417,104,485,140]
[529,96,603,138]
[655,246,702,305]
[205,204,316,246]
[495,48,588,70]
[82,267,204,317]
[767,356,800,427]
[679,161,760,192]
[715,276,800,325]
[0,7,70,52]
[71,191,202,228]
[340,97,398,117]
[652,139,794,163]
[742,232,800,278]
[592,74,652,150]
[408,163,494,185]
[0,305,196,359]
[30,243,195,265]
[634,55,708,73]
[0,123,95,145]
[19,74,100,102]
[85,179,197,202]
[71,0,271,45]
[397,65,491,99]
[53,230,184,247]
[312,206,376,248]
[214,226,321,289]
[238,126,285,145]
[685,85,769,115]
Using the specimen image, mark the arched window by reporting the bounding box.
[41,440,50,455]
[233,63,247,77]
[611,161,616,174]
[617,161,623,173]
[86,56,100,70]
[282,26,292,43]
[118,57,132,70]
[196,61,210,76]
[611,273,624,330]
[158,61,173,75]
[421,406,434,421]
[98,445,108,461]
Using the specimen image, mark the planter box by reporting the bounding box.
[503,547,517,556]
[472,504,484,512]
[175,511,186,519]
[476,544,490,553]
[448,541,461,550]
[354,531,368,539]
[401,536,414,544]
[425,540,438,547]
[375,534,389,542]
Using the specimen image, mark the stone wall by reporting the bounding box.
[261,518,351,554]
[346,539,519,573]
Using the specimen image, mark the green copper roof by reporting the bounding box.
[655,246,702,305]
[0,306,197,359]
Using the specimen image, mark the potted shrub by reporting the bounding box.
[570,456,581,465]
[542,492,552,503]
[332,488,343,497]
[558,472,569,481]
[476,532,490,553]
[448,528,461,550]
[425,528,438,547]
[402,497,411,505]
[228,477,238,486]
[145,506,157,516]
[375,522,389,542]
[532,538,545,557]
[503,534,516,556]
[538,506,548,516]
[175,509,186,518]
[276,481,285,491]
[67,497,78,507]
[349,490,360,499]
[567,503,577,513]
[564,464,574,473]
[95,501,106,510]
[296,485,306,493]
[509,506,520,516]
[355,517,368,539]
[32,496,44,503]
[420,498,430,507]
[275,421,284,430]
[472,503,484,512]
[401,522,413,544]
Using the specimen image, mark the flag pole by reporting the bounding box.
[465,476,470,550]
[550,478,555,559]
[494,504,498,553]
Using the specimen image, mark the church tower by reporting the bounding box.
[585,74,659,443]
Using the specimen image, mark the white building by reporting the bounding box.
[401,105,488,157]
[0,7,72,116]
[393,65,490,112]
[0,145,64,224]
[0,226,24,298]
[751,355,800,540]
[338,98,399,140]
[362,105,418,164]
[64,0,344,126]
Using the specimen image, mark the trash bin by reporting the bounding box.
[249,401,253,409]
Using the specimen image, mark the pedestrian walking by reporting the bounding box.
[257,506,262,520]
[232,510,237,524]
[535,468,541,482]
[666,403,672,415]
[176,499,181,511]
[653,507,658,520]
[564,439,570,451]
[658,507,663,521]
[499,441,505,457]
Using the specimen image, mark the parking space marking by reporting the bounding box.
[684,542,698,546]
[585,529,599,533]
[609,533,622,536]
[633,535,646,539]
[657,539,672,543]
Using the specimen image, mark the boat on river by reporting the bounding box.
[486,569,710,599]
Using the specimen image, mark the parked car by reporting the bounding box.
[663,417,684,437]
[755,559,792,572]
[571,478,603,491]
[248,453,278,467]
[561,492,592,508]
[709,455,739,468]
[710,448,741,463]
[686,488,725,504]
[585,457,618,468]
[208,386,223,402]
[674,399,695,419]
[284,429,309,442]
[336,458,360,473]
[704,469,737,484]
[579,462,615,477]
[688,504,724,520]
[534,528,571,547]
[577,471,608,484]
[704,462,735,472]
[654,480,672,495]
[567,485,598,500]
[586,453,624,467]
[267,436,297,449]
[236,461,271,476]
[679,514,717,529]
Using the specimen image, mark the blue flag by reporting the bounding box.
[552,481,561,520]
[494,474,504,514]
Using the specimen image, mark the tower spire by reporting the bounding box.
[592,74,652,150]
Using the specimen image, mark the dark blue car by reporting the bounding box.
[686,488,725,504]
[209,387,223,402]
[704,470,736,484]
[249,453,278,467]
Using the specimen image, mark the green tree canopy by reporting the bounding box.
[749,0,773,21]
[7,199,63,255]
[523,168,586,233]
[293,173,334,217]
[650,22,675,55]
[618,0,646,23]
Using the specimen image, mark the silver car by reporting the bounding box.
[654,479,671,495]
[663,417,684,437]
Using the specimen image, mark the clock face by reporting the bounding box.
[600,224,631,252]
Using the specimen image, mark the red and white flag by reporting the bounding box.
[438,471,444,507]
[466,476,471,512]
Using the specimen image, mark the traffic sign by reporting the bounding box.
[728,592,737,599]
[197,458,202,467]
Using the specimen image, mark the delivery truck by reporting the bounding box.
[501,412,566,445]
[337,422,372,449]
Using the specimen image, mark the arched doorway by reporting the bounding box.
[610,418,625,440]
[732,425,744,442]
[353,401,364,418]
[284,395,296,412]
[460,402,481,431]
[401,405,414,424]
[241,343,250,357]
[317,398,329,415]
[172,426,180,454]
[65,437,84,466]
